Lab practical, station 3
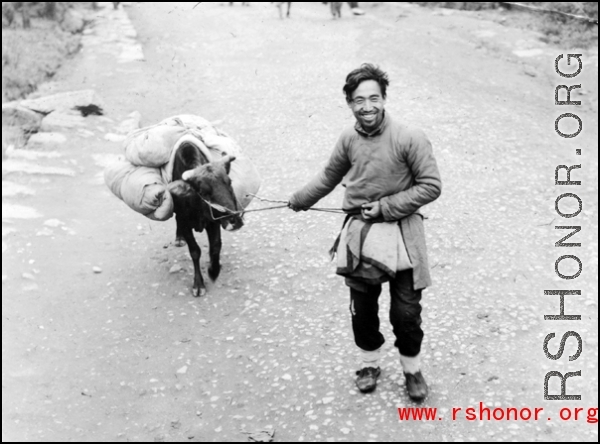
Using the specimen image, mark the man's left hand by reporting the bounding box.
[288,201,308,212]
[361,201,381,220]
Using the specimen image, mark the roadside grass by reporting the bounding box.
[2,19,79,103]
[2,15,81,155]
[495,6,598,48]
[413,2,598,49]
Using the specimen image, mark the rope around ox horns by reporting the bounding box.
[202,193,345,221]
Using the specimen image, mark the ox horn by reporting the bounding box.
[182,170,196,182]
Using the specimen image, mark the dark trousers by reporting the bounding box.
[347,2,359,8]
[349,269,424,357]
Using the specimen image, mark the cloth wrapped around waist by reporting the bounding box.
[332,216,413,286]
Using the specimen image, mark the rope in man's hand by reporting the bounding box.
[248,193,345,214]
[201,193,345,220]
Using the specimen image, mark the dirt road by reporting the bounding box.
[2,2,598,442]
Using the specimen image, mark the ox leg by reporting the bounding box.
[174,214,187,248]
[206,222,222,281]
[175,232,187,248]
[181,228,206,297]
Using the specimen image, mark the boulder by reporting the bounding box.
[2,103,43,133]
[2,125,27,153]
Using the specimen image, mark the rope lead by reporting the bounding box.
[202,193,345,221]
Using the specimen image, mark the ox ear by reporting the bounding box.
[220,154,236,174]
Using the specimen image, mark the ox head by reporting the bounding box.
[182,154,244,232]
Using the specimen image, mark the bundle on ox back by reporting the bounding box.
[104,115,261,297]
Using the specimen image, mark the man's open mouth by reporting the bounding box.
[361,113,377,121]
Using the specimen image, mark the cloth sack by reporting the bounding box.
[104,158,174,221]
[104,115,261,221]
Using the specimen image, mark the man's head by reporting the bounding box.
[343,63,389,133]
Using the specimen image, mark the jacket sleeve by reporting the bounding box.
[289,135,351,208]
[380,130,442,221]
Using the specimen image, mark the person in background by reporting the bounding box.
[322,2,364,15]
[347,2,365,15]
[274,2,291,19]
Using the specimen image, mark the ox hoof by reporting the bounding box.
[174,237,187,248]
[192,286,207,298]
[208,265,221,281]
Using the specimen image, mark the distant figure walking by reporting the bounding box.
[347,2,365,15]
[273,2,291,19]
[323,2,364,18]
[330,2,343,19]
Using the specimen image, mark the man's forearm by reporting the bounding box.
[290,169,342,208]
[379,180,442,221]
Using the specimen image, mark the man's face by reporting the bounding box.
[348,80,386,132]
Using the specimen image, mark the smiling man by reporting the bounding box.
[289,63,442,401]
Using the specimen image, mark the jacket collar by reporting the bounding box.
[354,111,388,137]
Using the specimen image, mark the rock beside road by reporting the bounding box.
[3,89,105,153]
[1,104,43,134]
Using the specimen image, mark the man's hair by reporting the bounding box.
[343,63,390,103]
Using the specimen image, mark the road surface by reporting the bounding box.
[2,2,598,442]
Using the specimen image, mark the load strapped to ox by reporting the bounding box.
[104,114,261,223]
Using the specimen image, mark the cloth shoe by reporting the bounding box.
[355,367,381,393]
[404,371,428,401]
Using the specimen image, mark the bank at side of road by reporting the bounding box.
[1,2,130,158]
